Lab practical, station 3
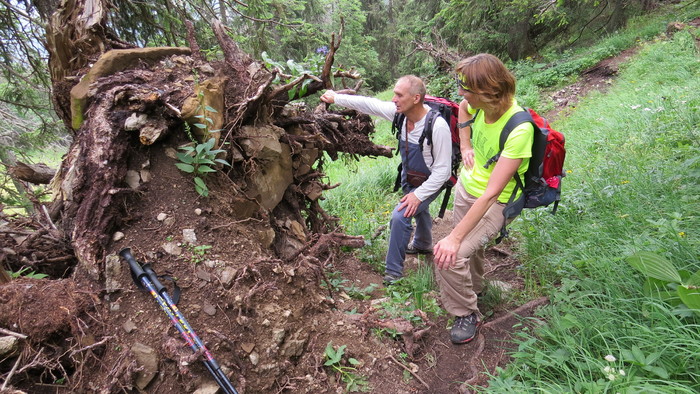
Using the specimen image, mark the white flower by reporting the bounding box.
[607,373,617,381]
[619,369,626,376]
[605,354,617,362]
[603,366,613,373]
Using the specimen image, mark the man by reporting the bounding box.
[320,75,452,284]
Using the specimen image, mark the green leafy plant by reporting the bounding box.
[620,346,669,379]
[175,137,229,197]
[323,342,369,393]
[9,267,48,279]
[626,251,700,317]
[261,51,325,100]
[185,244,212,264]
[175,93,230,197]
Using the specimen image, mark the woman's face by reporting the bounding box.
[459,86,483,110]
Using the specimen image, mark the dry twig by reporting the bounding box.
[387,354,429,389]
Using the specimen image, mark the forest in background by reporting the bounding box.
[0,0,673,205]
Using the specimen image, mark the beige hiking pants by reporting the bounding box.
[434,182,506,317]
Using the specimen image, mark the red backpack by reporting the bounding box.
[391,95,461,218]
[483,108,566,241]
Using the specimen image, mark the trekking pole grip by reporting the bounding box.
[119,248,146,281]
[142,264,167,295]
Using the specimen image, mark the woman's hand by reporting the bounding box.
[462,148,474,169]
[433,235,461,270]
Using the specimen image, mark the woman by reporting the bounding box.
[433,54,534,344]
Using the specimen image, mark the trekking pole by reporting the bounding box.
[120,248,239,394]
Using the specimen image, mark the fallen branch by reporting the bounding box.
[387,354,429,390]
[0,328,27,339]
[69,336,113,357]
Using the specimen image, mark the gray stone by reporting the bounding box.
[182,229,197,244]
[202,302,216,316]
[192,380,220,394]
[0,336,18,357]
[131,342,158,390]
[280,329,309,358]
[272,328,286,346]
[125,170,140,189]
[123,319,137,333]
[162,242,182,256]
[198,64,216,75]
[112,231,125,242]
[156,213,168,221]
[195,269,211,282]
[124,113,148,131]
[140,169,151,183]
[164,147,178,159]
[258,228,276,250]
[219,267,236,289]
[104,254,122,293]
[249,351,259,366]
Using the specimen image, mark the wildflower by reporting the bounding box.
[607,373,617,381]
[605,354,617,362]
[621,180,630,184]
[619,369,626,376]
[566,169,573,174]
[679,232,686,237]
[315,46,329,55]
[630,104,641,109]
[603,366,613,373]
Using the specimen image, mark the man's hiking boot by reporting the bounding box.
[450,313,481,344]
[383,273,401,286]
[406,242,432,255]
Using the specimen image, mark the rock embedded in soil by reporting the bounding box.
[131,342,158,390]
[182,228,197,244]
[0,335,18,357]
[162,241,182,255]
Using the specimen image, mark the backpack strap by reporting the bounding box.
[418,110,439,149]
[392,113,404,192]
[483,110,533,169]
[483,109,534,244]
[437,183,452,218]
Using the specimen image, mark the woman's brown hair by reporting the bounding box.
[455,54,516,111]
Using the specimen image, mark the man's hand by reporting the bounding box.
[433,235,460,270]
[320,90,337,104]
[398,192,421,217]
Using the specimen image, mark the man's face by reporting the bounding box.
[392,80,417,114]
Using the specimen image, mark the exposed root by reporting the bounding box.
[482,296,550,331]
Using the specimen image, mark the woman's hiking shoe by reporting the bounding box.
[406,242,432,255]
[450,313,481,344]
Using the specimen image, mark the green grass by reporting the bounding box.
[480,28,700,393]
